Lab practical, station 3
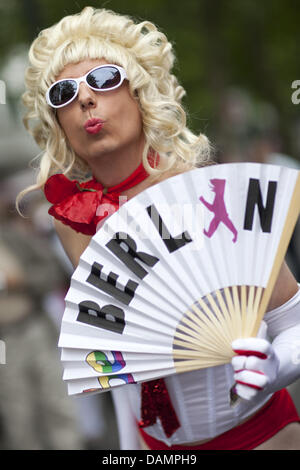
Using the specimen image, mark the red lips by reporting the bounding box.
[84,118,104,134]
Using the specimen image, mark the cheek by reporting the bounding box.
[112,86,143,130]
[118,100,144,137]
[56,110,74,137]
[57,109,83,148]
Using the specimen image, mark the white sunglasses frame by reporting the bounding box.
[46,64,128,109]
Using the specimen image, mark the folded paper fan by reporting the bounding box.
[59,163,300,396]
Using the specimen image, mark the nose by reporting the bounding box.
[78,83,97,110]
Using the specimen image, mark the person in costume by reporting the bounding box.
[20,7,300,450]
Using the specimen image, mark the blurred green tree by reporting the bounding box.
[0,0,299,160]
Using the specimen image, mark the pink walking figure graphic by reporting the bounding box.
[199,179,238,243]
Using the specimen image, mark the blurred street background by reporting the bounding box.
[0,0,300,450]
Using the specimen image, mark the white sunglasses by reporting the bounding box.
[46,64,128,108]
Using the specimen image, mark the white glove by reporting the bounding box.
[231,337,280,401]
[231,319,300,402]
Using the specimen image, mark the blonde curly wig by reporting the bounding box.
[19,6,211,202]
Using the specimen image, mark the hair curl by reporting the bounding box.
[19,6,211,204]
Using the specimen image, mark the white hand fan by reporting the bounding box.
[59,162,300,396]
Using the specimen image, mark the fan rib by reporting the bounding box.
[243,285,254,336]
[174,357,229,373]
[205,292,233,344]
[192,297,233,348]
[215,289,235,339]
[176,309,230,353]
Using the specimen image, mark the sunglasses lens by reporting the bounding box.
[49,80,77,107]
[87,66,122,90]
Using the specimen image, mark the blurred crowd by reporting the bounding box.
[0,174,119,450]
[216,87,300,281]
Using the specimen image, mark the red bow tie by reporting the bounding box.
[44,174,121,235]
[44,161,149,235]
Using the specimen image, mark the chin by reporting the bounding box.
[81,147,116,165]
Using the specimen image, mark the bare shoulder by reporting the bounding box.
[54,219,92,268]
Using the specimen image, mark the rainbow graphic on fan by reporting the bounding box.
[86,350,126,373]
[83,350,135,392]
[59,163,300,396]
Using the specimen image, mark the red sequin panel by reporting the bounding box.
[139,379,180,438]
